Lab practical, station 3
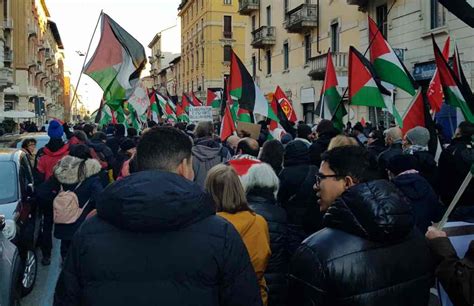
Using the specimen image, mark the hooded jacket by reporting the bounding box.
[53,156,103,240]
[218,210,271,306]
[36,140,69,181]
[192,137,231,186]
[54,170,262,306]
[288,180,433,306]
[392,173,443,233]
[247,189,289,306]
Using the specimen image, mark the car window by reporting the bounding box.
[0,161,18,204]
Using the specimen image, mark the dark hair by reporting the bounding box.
[69,144,92,160]
[72,130,88,143]
[174,122,187,131]
[297,124,312,140]
[83,124,94,137]
[237,137,260,157]
[137,127,192,172]
[186,123,196,132]
[114,124,126,137]
[127,127,138,138]
[387,154,419,176]
[21,138,37,149]
[260,140,284,173]
[458,121,474,137]
[353,122,364,133]
[321,146,370,183]
[91,132,107,142]
[195,121,214,138]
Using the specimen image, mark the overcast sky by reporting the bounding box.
[47,0,181,111]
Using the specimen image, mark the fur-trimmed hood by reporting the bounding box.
[54,156,101,185]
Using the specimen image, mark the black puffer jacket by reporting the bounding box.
[288,180,433,306]
[377,142,403,171]
[247,189,289,306]
[309,132,337,167]
[54,170,261,306]
[412,150,439,192]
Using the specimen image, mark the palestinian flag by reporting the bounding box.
[319,50,347,131]
[238,108,253,123]
[221,80,237,141]
[190,91,203,107]
[182,93,192,112]
[84,13,146,103]
[453,44,474,116]
[157,92,176,121]
[349,46,391,108]
[229,49,278,121]
[148,90,160,123]
[427,37,450,113]
[176,103,189,122]
[207,88,223,109]
[98,103,116,126]
[274,86,297,122]
[368,17,416,96]
[432,35,474,123]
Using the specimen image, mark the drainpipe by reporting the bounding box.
[317,0,321,54]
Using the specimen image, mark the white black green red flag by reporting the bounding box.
[432,35,474,123]
[229,49,278,121]
[368,17,416,96]
[207,88,223,109]
[84,13,146,106]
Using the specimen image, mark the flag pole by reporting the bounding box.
[71,10,103,122]
[436,171,473,229]
[331,0,397,122]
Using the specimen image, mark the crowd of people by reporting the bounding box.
[16,117,474,305]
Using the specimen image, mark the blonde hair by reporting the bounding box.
[205,164,251,213]
[328,135,358,150]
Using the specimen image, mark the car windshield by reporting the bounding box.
[0,161,18,204]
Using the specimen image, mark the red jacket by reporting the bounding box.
[37,144,69,181]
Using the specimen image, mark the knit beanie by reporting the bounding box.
[284,140,310,166]
[406,126,430,146]
[48,120,64,139]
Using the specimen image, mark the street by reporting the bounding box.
[20,239,61,306]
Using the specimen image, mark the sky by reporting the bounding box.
[47,0,182,112]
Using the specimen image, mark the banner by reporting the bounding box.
[189,106,213,122]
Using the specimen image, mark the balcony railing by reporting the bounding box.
[308,51,348,80]
[284,4,318,33]
[4,50,13,63]
[251,26,276,49]
[238,0,259,15]
[3,19,13,30]
[223,31,233,39]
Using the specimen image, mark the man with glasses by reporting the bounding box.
[288,145,433,306]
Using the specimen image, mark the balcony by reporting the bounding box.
[0,67,13,89]
[238,0,259,15]
[3,19,13,30]
[284,4,318,34]
[28,24,37,37]
[346,0,368,10]
[308,51,348,80]
[251,26,276,48]
[223,31,233,39]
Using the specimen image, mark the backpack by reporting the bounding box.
[53,182,90,224]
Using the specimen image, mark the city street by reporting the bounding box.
[21,240,61,306]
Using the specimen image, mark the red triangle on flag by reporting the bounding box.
[207,89,217,106]
[368,17,391,61]
[402,90,425,135]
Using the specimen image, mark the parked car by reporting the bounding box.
[0,149,40,296]
[0,133,49,150]
[0,226,22,306]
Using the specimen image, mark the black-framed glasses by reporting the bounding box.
[315,172,343,185]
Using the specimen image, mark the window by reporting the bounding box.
[224,45,232,62]
[303,103,314,124]
[252,55,256,79]
[201,46,205,64]
[284,0,289,17]
[266,49,272,75]
[376,4,388,38]
[201,19,204,39]
[191,54,194,70]
[224,0,231,4]
[201,0,204,8]
[304,34,311,63]
[252,15,256,31]
[330,22,339,52]
[430,0,446,29]
[266,6,272,26]
[224,15,232,38]
[283,42,289,70]
[196,50,199,68]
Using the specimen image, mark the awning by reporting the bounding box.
[0,110,36,118]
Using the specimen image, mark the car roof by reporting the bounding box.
[0,148,22,162]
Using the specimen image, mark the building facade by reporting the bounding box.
[0,0,66,121]
[240,0,474,126]
[178,0,247,100]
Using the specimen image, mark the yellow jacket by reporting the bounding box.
[218,211,271,306]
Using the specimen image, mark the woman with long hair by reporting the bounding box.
[205,164,271,306]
